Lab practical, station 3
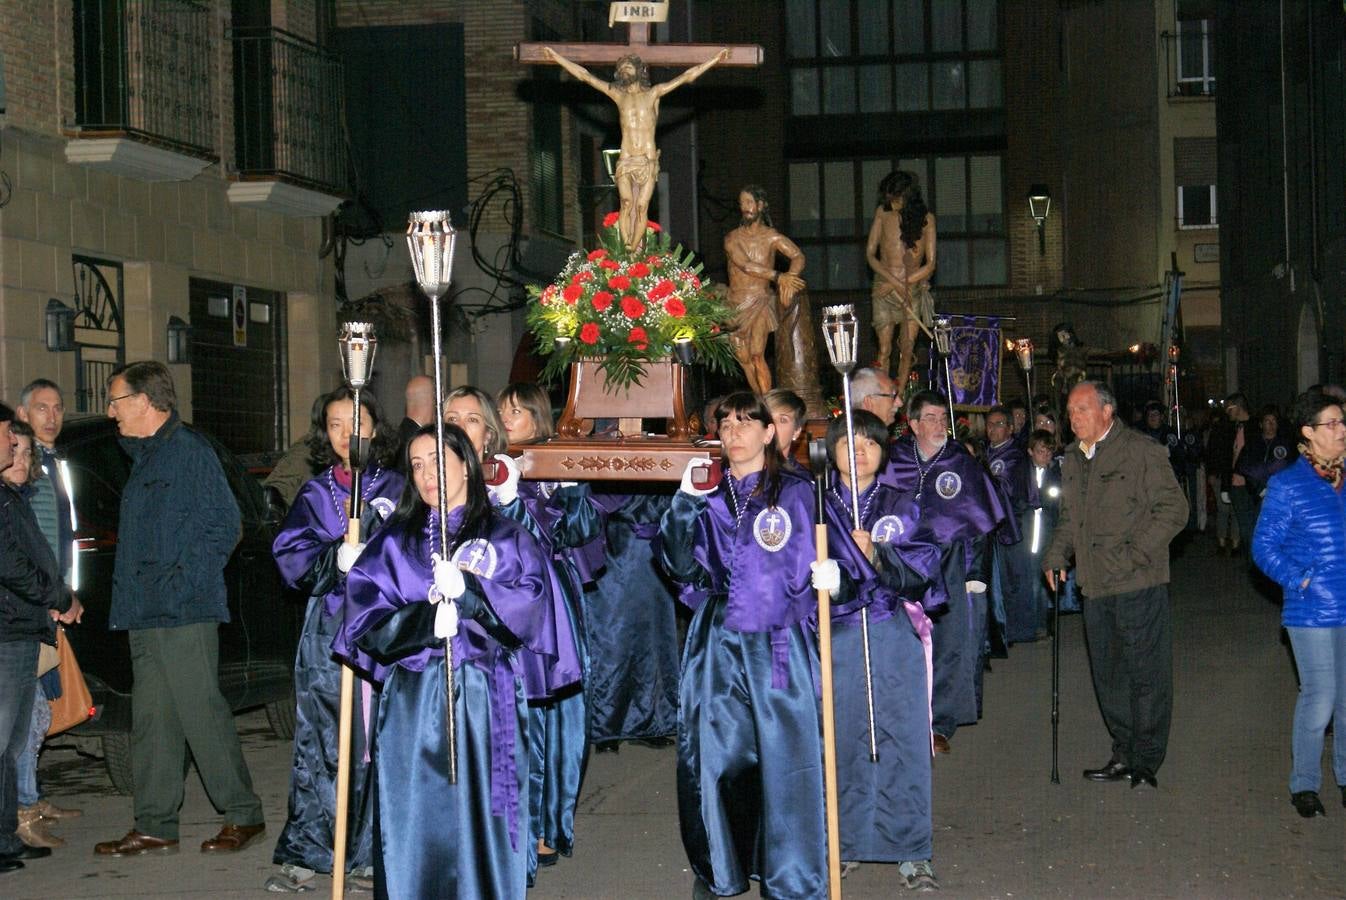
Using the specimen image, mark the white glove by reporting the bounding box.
[1220,491,1230,504]
[811,559,841,592]
[965,579,987,594]
[433,600,460,639]
[492,454,521,505]
[557,481,579,489]
[431,552,466,600]
[336,541,365,574]
[679,457,715,497]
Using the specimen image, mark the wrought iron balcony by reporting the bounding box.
[231,26,349,199]
[72,0,216,159]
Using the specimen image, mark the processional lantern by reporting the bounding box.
[933,316,958,439]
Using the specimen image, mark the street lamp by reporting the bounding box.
[1028,184,1051,257]
[166,316,192,364]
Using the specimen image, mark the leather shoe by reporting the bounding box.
[0,844,52,861]
[1291,790,1326,818]
[94,830,180,857]
[1130,769,1158,789]
[0,859,22,873]
[1083,759,1130,782]
[201,823,265,853]
[932,734,951,754]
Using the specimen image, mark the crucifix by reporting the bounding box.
[516,5,762,253]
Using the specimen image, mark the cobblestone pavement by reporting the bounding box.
[8,532,1344,898]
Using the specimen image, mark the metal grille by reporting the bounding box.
[72,0,216,157]
[70,257,125,414]
[231,27,348,195]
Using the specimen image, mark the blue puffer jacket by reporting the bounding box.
[1253,457,1346,628]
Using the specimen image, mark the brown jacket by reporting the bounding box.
[1043,420,1187,597]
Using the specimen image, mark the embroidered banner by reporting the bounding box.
[927,315,1003,411]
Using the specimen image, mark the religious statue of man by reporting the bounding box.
[723,186,806,395]
[866,170,937,394]
[543,46,729,253]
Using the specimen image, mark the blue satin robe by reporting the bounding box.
[822,474,941,863]
[503,481,601,878]
[584,491,680,742]
[986,439,1039,644]
[335,509,580,900]
[660,469,828,900]
[270,465,403,874]
[883,436,1010,738]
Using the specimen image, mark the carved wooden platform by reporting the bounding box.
[511,436,717,483]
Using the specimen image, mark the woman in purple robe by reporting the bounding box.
[659,392,833,900]
[334,423,580,900]
[266,387,403,893]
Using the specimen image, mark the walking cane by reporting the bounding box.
[809,440,843,900]
[933,317,957,440]
[407,211,460,784]
[1050,571,1062,785]
[333,322,378,899]
[820,304,878,762]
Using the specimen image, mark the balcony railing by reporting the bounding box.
[231,27,348,197]
[1161,25,1217,99]
[72,0,216,158]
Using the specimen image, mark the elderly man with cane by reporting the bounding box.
[1044,381,1187,789]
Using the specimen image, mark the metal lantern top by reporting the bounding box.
[338,321,378,389]
[1014,337,1034,372]
[933,316,953,357]
[406,211,458,301]
[820,304,859,375]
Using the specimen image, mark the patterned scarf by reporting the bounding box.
[1298,443,1344,491]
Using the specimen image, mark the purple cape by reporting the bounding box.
[882,435,1011,545]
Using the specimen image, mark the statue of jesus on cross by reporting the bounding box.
[542,46,729,253]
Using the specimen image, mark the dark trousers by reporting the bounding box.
[1081,585,1173,773]
[130,623,263,839]
[1230,486,1257,552]
[0,641,39,855]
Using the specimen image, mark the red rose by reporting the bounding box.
[608,274,631,291]
[602,211,620,228]
[710,324,721,334]
[572,270,593,284]
[691,274,701,288]
[664,298,686,318]
[620,295,646,318]
[562,283,583,305]
[646,220,661,233]
[648,279,674,301]
[587,248,607,261]
[646,255,661,265]
[591,290,614,312]
[599,258,620,270]
[579,322,601,344]
[628,327,648,350]
[540,285,557,305]
[629,262,650,278]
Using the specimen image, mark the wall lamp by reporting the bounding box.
[1028,184,1051,257]
[166,315,192,364]
[45,298,77,352]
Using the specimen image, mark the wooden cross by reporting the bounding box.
[515,18,762,69]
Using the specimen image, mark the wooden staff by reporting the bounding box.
[810,440,842,899]
[332,408,365,900]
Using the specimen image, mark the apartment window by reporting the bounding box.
[1175,137,1217,229]
[788,0,1001,116]
[1175,18,1215,97]
[788,153,1006,289]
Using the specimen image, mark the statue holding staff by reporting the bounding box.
[542,46,729,253]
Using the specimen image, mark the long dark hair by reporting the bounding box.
[878,170,928,249]
[825,408,892,472]
[496,382,555,442]
[716,391,784,507]
[391,423,494,555]
[305,386,399,471]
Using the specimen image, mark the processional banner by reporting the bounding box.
[927,315,1003,412]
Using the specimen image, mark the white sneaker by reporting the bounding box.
[898,859,939,891]
[264,864,317,893]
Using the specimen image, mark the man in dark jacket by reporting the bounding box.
[93,362,265,858]
[1044,381,1187,789]
[0,402,75,873]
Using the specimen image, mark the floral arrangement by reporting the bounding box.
[526,212,737,389]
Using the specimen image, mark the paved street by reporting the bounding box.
[8,532,1344,898]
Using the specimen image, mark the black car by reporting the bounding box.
[56,416,302,793]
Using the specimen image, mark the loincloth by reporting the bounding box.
[727,291,777,354]
[615,150,659,187]
[871,279,934,331]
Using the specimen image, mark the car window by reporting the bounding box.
[63,432,131,532]
[192,425,266,526]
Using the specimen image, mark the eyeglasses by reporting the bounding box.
[917,413,949,424]
[1310,419,1346,431]
[106,392,140,408]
